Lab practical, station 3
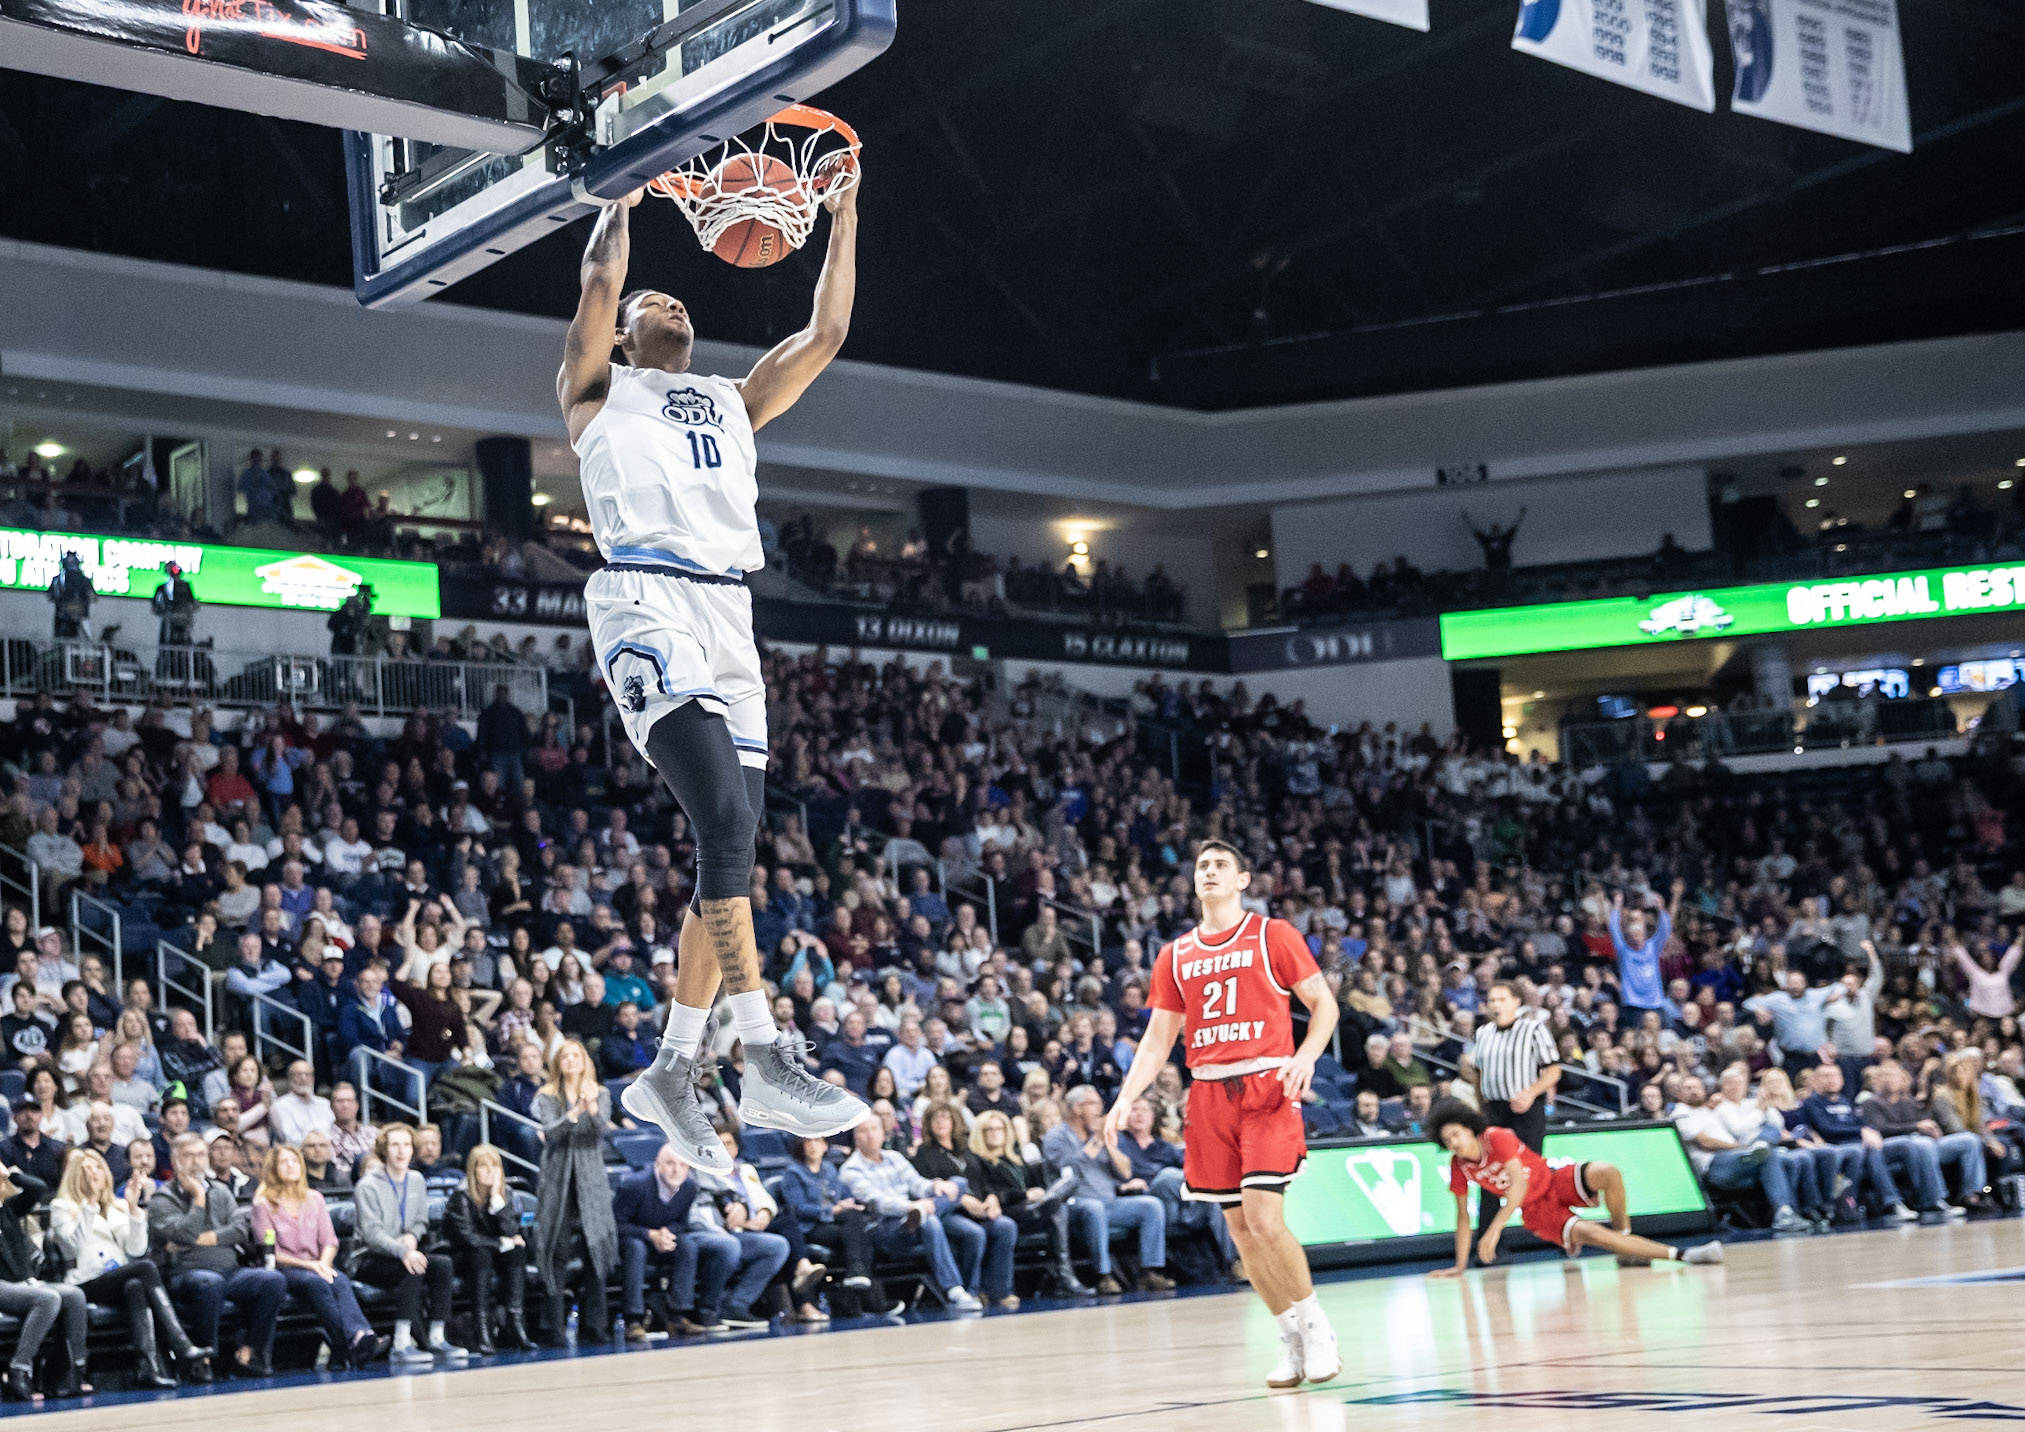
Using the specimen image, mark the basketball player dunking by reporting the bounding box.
[556,178,866,1173]
[1104,841,1343,1390]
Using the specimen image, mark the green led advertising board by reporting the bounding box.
[1285,1124,1706,1248]
[1438,562,2025,661]
[0,528,440,619]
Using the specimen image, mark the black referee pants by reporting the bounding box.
[1471,1098,1548,1260]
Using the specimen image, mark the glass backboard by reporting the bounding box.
[343,0,893,307]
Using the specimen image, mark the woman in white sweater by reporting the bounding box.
[49,1149,207,1389]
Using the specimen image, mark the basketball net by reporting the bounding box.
[647,104,861,257]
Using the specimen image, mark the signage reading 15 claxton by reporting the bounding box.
[0,527,440,619]
[1439,563,2025,661]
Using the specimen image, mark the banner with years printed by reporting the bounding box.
[1725,0,1911,153]
[1511,0,1716,112]
[1303,0,1429,31]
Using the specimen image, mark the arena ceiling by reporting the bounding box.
[2,0,2023,411]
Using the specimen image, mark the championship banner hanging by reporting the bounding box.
[1725,0,1912,153]
[1511,0,1717,112]
[1302,0,1430,31]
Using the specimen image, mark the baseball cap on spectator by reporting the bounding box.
[10,1096,36,1115]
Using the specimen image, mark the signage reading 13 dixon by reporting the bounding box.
[1439,562,2025,662]
[0,528,440,619]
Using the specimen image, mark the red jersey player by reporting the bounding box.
[1426,1097,1724,1274]
[1105,840,1342,1390]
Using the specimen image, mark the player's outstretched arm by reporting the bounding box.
[738,172,859,432]
[1430,1191,1472,1278]
[557,192,642,441]
[1103,1008,1183,1140]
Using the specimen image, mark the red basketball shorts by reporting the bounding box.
[1182,1068,1307,1204]
[1519,1160,1599,1250]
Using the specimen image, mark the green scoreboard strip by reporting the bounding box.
[1438,561,2025,661]
[1287,1121,1709,1267]
[0,528,440,620]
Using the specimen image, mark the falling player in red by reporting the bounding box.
[1105,839,1343,1390]
[1426,1098,1724,1274]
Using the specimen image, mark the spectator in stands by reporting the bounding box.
[840,1115,984,1312]
[614,1144,707,1337]
[267,1061,334,1147]
[51,1149,206,1389]
[1796,1063,1916,1222]
[1,1097,65,1192]
[530,1039,615,1345]
[779,1136,877,1315]
[909,1103,1013,1308]
[698,1125,822,1324]
[444,1144,532,1353]
[1672,1074,1812,1234]
[964,1109,1086,1298]
[351,1122,466,1366]
[0,1161,89,1400]
[299,1128,349,1193]
[1860,1062,1976,1216]
[1043,1086,1174,1295]
[326,1082,376,1180]
[148,1132,286,1377]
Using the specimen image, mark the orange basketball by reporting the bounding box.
[703,153,800,268]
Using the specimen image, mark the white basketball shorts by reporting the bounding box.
[584,566,767,770]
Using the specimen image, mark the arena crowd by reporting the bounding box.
[0,647,2018,1393]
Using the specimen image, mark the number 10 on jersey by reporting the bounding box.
[686,432,722,469]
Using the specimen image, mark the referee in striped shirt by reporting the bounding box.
[1462,981,1560,1151]
[1461,982,1561,1259]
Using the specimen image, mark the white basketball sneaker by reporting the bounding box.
[1300,1312,1342,1384]
[1266,1328,1305,1389]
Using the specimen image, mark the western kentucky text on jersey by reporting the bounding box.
[1149,913,1321,1072]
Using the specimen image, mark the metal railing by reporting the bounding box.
[242,987,317,1071]
[0,638,548,721]
[353,1046,426,1126]
[1560,697,1960,767]
[477,1099,544,1179]
[155,940,217,1046]
[0,843,40,931]
[940,862,999,945]
[69,889,123,990]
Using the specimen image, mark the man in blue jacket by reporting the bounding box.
[335,962,419,1111]
[820,1010,884,1095]
[1795,1062,1916,1222]
[614,1145,717,1340]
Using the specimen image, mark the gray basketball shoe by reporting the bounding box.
[620,1049,732,1175]
[739,1036,870,1137]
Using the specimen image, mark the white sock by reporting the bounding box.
[428,1321,446,1346]
[1291,1294,1325,1327]
[1275,1306,1302,1335]
[393,1320,414,1350]
[662,1001,711,1060]
[728,990,777,1047]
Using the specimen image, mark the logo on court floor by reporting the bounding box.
[661,388,723,428]
[1342,1391,2025,1423]
[622,674,648,714]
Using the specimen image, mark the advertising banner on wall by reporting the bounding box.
[1512,0,1717,112]
[1303,0,1429,31]
[1286,1123,1706,1253]
[0,526,440,618]
[1725,0,1912,153]
[1439,561,2025,661]
[1225,619,1443,673]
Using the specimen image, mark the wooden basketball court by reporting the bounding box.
[27,1225,2025,1431]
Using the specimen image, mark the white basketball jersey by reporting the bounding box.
[573,364,763,576]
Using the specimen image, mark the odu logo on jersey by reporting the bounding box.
[661,388,723,428]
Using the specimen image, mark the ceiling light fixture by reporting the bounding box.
[1253,548,1270,559]
[1831,456,1848,466]
[1814,476,1829,486]
[293,468,318,485]
[1805,497,1821,508]
[531,492,552,507]
[32,441,65,459]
